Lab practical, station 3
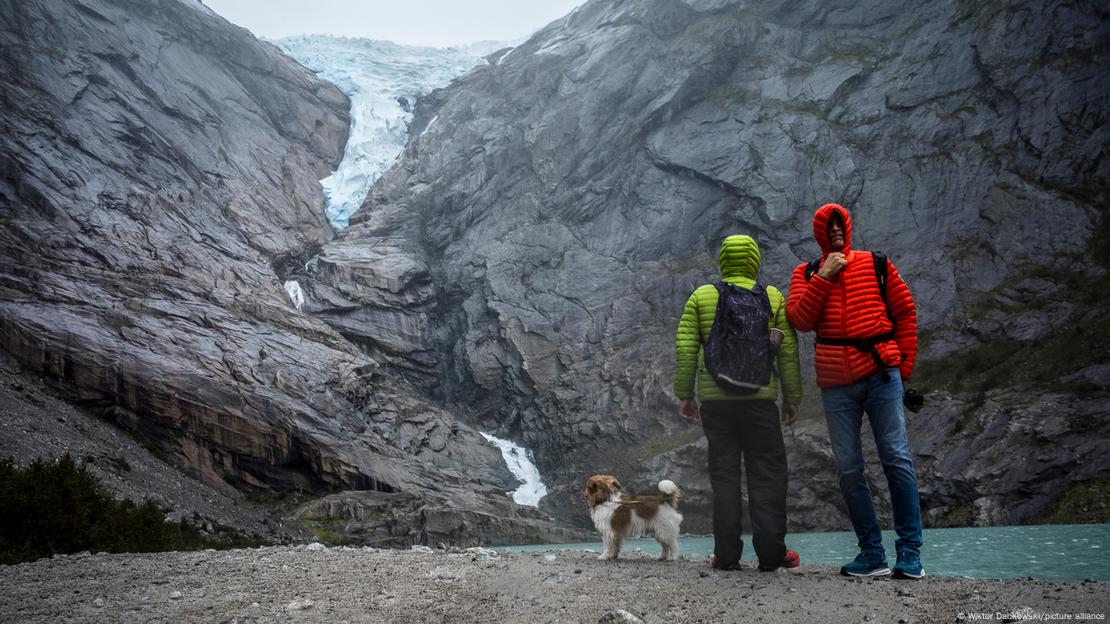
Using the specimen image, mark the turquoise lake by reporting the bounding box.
[503,524,1110,583]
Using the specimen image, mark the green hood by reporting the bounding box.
[718,234,761,280]
[673,232,802,404]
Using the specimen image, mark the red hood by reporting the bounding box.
[813,203,852,257]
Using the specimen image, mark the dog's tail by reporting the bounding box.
[658,479,680,507]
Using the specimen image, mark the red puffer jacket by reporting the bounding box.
[786,203,917,388]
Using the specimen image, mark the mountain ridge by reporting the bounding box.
[305,0,1109,530]
[0,0,1106,543]
[0,0,573,546]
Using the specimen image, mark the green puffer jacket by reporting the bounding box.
[673,235,803,404]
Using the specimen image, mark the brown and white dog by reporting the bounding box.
[584,475,682,561]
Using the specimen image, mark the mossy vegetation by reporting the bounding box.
[949,404,983,437]
[916,308,1110,397]
[243,489,315,515]
[0,454,266,565]
[1035,478,1110,525]
[939,502,974,527]
[633,428,703,462]
[916,229,1110,398]
[917,212,1110,435]
[303,517,343,545]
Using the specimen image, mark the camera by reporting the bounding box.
[903,388,924,413]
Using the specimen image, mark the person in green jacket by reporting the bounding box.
[673,234,803,571]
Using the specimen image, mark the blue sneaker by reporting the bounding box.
[840,552,891,577]
[893,551,925,579]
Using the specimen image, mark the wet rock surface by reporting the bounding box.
[304,0,1109,527]
[0,350,301,542]
[292,490,592,549]
[647,390,1110,534]
[1,0,1107,543]
[0,0,529,540]
[0,548,1105,624]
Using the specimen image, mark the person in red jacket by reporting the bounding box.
[786,203,924,579]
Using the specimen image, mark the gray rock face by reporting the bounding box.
[293,490,592,548]
[305,0,1109,525]
[0,0,520,527]
[0,349,305,542]
[3,0,1106,540]
[648,387,1110,532]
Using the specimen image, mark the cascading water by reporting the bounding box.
[283,280,305,310]
[274,41,548,502]
[480,432,548,507]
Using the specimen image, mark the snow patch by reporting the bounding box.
[419,115,439,138]
[284,280,305,310]
[494,47,515,65]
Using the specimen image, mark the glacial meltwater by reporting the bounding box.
[504,524,1110,582]
[479,432,548,507]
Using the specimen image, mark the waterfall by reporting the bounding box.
[284,280,305,310]
[479,432,548,507]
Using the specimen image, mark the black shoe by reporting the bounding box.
[709,554,743,571]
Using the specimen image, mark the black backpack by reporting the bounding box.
[702,281,774,394]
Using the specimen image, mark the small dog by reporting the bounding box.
[585,475,682,561]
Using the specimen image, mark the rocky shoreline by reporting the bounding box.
[1,546,1106,624]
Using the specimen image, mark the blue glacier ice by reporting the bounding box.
[275,36,503,229]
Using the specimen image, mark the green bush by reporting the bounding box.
[1036,478,1110,525]
[0,454,264,564]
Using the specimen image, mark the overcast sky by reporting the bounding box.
[203,0,586,47]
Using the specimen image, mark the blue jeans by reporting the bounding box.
[822,369,923,558]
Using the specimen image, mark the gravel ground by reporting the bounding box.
[0,546,1106,624]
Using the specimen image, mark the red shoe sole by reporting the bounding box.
[784,550,801,568]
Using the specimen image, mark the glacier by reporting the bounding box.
[479,432,548,507]
[275,36,503,229]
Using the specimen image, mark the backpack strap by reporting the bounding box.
[702,281,728,344]
[817,332,895,379]
[873,251,889,310]
[804,259,820,282]
[810,251,901,381]
[751,281,770,316]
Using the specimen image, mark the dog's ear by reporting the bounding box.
[612,479,622,491]
[586,478,608,508]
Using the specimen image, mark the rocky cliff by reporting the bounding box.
[3,0,1106,543]
[303,0,1110,530]
[0,0,572,545]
